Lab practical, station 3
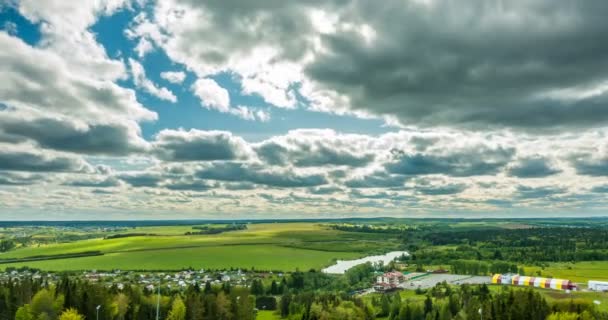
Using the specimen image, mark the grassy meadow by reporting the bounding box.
[0,223,398,271]
[523,261,608,283]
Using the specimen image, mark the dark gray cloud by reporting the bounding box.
[224,182,256,190]
[305,1,608,130]
[386,147,514,177]
[507,157,562,178]
[0,116,146,155]
[164,180,212,191]
[0,148,88,172]
[153,129,249,162]
[416,183,467,195]
[308,186,343,195]
[118,173,163,187]
[571,157,608,176]
[91,189,116,195]
[254,130,375,167]
[590,185,608,193]
[514,185,567,199]
[256,141,373,167]
[63,177,120,188]
[349,189,412,201]
[344,171,406,188]
[0,172,44,185]
[196,162,327,188]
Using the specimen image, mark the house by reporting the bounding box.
[376,272,404,286]
[589,280,608,292]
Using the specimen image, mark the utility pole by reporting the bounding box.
[156,278,161,320]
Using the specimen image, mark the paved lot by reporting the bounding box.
[400,274,492,289]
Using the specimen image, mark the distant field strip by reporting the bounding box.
[0,244,362,271]
[0,223,393,271]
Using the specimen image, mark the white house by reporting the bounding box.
[588,280,608,292]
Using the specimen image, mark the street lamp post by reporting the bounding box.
[156,278,161,320]
[96,305,101,320]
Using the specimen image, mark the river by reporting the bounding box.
[321,251,409,274]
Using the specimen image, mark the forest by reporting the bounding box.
[1,272,607,320]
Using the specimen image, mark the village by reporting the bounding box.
[0,267,285,293]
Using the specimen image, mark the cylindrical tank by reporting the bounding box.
[491,274,572,290]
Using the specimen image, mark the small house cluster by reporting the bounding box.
[374,271,405,292]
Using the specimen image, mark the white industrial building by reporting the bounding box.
[588,280,608,292]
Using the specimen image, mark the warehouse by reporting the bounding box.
[588,280,608,292]
[491,274,576,291]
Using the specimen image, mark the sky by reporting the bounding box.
[1,0,608,220]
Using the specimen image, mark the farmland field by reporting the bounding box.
[523,261,608,283]
[0,223,398,271]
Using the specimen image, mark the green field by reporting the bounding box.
[523,261,608,283]
[0,223,396,271]
[256,311,281,320]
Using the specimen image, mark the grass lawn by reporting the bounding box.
[522,261,608,283]
[0,244,361,271]
[0,223,392,271]
[256,310,281,320]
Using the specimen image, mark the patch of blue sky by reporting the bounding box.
[0,4,41,45]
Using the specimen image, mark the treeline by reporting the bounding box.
[185,224,247,235]
[278,281,608,320]
[422,227,608,263]
[330,224,417,234]
[450,260,518,276]
[0,239,16,252]
[104,233,159,240]
[1,273,607,320]
[0,251,103,265]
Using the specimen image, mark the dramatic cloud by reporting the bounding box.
[132,0,608,130]
[507,157,562,178]
[0,32,155,156]
[0,115,148,155]
[255,129,374,167]
[0,145,89,173]
[0,172,44,185]
[118,173,163,188]
[196,162,328,188]
[571,157,608,177]
[63,177,120,188]
[4,1,608,218]
[163,178,213,191]
[415,183,467,196]
[515,185,568,199]
[386,147,514,177]
[304,1,608,129]
[153,129,251,162]
[344,171,406,189]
